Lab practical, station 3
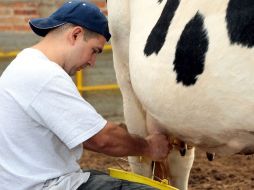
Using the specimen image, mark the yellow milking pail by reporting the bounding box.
[108,168,179,190]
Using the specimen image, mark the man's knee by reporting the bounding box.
[78,169,158,190]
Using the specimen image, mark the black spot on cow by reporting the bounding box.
[144,0,180,56]
[226,0,254,48]
[173,12,209,86]
[158,0,163,3]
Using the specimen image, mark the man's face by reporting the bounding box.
[65,29,106,76]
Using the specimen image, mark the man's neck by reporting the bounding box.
[32,37,66,68]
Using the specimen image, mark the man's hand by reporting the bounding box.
[145,134,171,161]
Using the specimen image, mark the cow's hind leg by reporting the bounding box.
[152,147,194,190]
[167,148,195,190]
[107,0,153,177]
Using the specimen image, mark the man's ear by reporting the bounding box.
[68,26,83,45]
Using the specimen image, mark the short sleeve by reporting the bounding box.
[26,75,107,149]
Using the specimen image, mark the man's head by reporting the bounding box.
[50,23,106,75]
[29,0,111,41]
[29,0,110,76]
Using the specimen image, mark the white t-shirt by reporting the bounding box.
[0,48,107,190]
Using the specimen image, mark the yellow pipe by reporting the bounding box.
[78,84,119,92]
[0,45,112,58]
[76,70,84,93]
[0,51,19,58]
[103,44,112,52]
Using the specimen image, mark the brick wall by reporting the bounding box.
[0,0,107,33]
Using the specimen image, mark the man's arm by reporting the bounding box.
[83,121,170,161]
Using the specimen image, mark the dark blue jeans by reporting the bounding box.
[77,170,158,190]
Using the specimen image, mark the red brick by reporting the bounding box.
[0,17,26,25]
[0,8,12,16]
[13,25,30,31]
[95,2,106,9]
[0,25,13,31]
[12,2,38,8]
[14,9,38,15]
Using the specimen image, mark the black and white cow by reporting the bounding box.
[107,0,254,189]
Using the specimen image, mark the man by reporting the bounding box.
[0,1,170,190]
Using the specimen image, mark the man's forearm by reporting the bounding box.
[83,122,151,157]
[83,121,170,161]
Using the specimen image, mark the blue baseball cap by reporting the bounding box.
[29,0,111,41]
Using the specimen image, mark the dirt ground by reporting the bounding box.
[79,148,254,190]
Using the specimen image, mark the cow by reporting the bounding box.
[107,0,254,189]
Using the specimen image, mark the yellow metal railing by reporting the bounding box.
[0,44,119,93]
[76,68,118,93]
[0,51,20,59]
